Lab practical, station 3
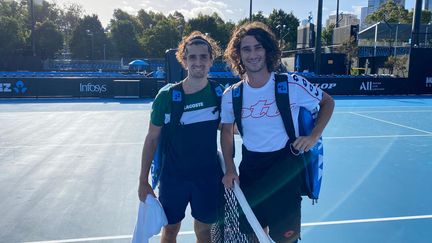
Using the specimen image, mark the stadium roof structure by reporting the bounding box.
[358,22,432,43]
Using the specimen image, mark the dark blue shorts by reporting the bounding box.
[158,177,223,225]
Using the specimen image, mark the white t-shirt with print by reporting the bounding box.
[221,72,323,152]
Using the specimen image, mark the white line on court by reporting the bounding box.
[0,142,143,149]
[23,214,432,243]
[2,134,432,149]
[335,109,432,114]
[350,112,432,134]
[335,105,432,109]
[301,214,432,227]
[324,134,432,139]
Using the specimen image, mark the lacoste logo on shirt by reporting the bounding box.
[184,102,204,110]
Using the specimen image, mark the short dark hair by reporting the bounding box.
[176,31,221,69]
[224,21,281,77]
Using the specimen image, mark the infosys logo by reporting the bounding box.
[79,83,107,93]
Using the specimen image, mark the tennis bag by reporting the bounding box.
[298,107,323,203]
[231,73,323,203]
[151,80,223,189]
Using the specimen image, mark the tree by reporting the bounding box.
[0,16,26,58]
[420,10,432,24]
[33,0,61,24]
[0,0,28,55]
[267,9,299,50]
[218,21,235,49]
[140,19,180,57]
[337,36,358,74]
[70,15,107,59]
[166,11,186,40]
[111,9,142,33]
[137,9,155,32]
[34,20,63,59]
[407,10,432,24]
[58,3,84,48]
[110,19,143,58]
[365,0,410,24]
[185,14,219,37]
[184,13,233,48]
[0,0,28,22]
[322,24,335,46]
[385,55,408,77]
[238,11,268,26]
[136,10,168,33]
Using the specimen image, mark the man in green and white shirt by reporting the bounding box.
[138,31,224,243]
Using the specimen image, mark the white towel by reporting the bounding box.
[131,194,168,243]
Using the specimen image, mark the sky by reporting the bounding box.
[50,0,417,28]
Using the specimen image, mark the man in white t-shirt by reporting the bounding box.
[220,21,335,243]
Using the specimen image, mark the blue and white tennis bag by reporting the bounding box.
[298,107,323,202]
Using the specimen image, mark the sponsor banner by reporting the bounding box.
[0,77,155,98]
[359,81,385,91]
[426,77,432,88]
[35,78,113,97]
[0,80,32,97]
[1,76,430,97]
[213,76,425,95]
[314,83,337,90]
[306,77,414,95]
[79,82,108,94]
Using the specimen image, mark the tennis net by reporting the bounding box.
[211,152,275,243]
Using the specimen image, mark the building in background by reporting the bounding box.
[426,0,431,10]
[360,7,369,30]
[326,13,359,28]
[332,25,359,45]
[297,23,315,49]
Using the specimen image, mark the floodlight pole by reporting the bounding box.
[29,0,36,56]
[314,0,323,74]
[249,0,253,22]
[411,0,423,47]
[336,0,340,28]
[86,30,94,60]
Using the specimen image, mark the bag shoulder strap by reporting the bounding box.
[274,73,296,141]
[168,81,185,132]
[231,80,244,136]
[208,80,224,119]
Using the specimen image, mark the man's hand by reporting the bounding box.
[138,181,156,202]
[292,135,319,153]
[222,170,240,188]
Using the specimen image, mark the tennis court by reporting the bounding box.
[1,96,431,243]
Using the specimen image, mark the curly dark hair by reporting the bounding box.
[224,21,281,77]
[175,31,221,69]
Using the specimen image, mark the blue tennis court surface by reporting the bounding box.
[1,96,431,243]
